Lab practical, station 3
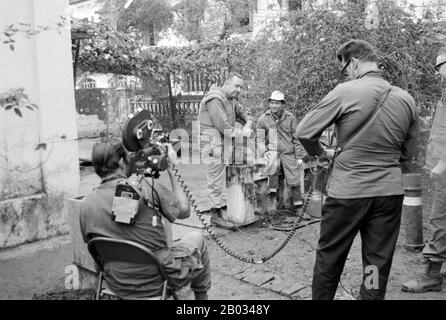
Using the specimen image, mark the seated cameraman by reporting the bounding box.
[79,141,211,300]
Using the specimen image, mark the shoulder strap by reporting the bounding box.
[338,85,393,152]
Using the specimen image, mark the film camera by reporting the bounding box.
[122,109,179,177]
[111,110,180,225]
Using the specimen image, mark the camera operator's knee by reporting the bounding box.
[181,231,206,252]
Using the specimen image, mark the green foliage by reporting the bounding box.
[224,0,251,32]
[0,88,38,118]
[114,0,174,33]
[236,1,443,119]
[77,23,142,75]
[1,15,69,51]
[96,0,251,43]
[172,0,208,41]
[78,0,443,122]
[75,89,108,121]
[77,23,247,90]
[171,0,250,42]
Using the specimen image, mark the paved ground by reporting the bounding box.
[1,138,446,300]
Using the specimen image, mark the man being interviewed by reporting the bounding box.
[296,40,419,300]
[198,73,253,229]
[256,90,306,215]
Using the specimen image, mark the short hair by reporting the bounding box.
[336,40,379,64]
[225,72,243,83]
[91,141,128,178]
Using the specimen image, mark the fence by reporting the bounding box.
[130,95,203,131]
[182,73,211,93]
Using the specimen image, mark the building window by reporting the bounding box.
[117,76,127,88]
[108,79,116,88]
[81,78,96,89]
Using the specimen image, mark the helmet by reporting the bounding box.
[269,90,285,102]
[435,54,446,69]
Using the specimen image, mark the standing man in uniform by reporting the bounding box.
[256,90,306,215]
[402,51,446,293]
[296,39,419,300]
[198,73,253,229]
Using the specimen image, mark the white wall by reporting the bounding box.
[69,0,102,22]
[0,0,80,200]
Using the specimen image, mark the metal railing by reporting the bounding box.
[130,96,202,117]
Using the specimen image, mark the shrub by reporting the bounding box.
[234,1,442,120]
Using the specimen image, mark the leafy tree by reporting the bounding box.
[98,0,173,45]
[223,0,251,33]
[236,0,442,120]
[78,0,443,127]
[76,22,142,76]
[171,0,251,42]
[172,0,208,42]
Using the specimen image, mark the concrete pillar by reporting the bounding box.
[0,0,81,248]
[226,165,258,225]
[402,173,424,252]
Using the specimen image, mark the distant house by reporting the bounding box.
[69,0,102,23]
[76,73,141,90]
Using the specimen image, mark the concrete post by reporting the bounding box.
[402,173,425,252]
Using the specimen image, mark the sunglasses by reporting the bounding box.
[341,59,352,77]
[435,61,446,72]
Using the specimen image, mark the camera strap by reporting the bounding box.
[134,175,165,215]
[111,178,141,225]
[101,174,127,185]
[324,85,393,192]
[102,174,151,207]
[337,85,393,154]
[110,175,164,226]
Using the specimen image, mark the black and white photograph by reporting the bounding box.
[1,0,446,304]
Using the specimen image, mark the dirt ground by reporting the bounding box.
[1,154,446,300]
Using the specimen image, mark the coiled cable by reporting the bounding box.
[171,164,318,264]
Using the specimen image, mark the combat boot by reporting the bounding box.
[210,206,236,230]
[291,186,311,220]
[194,291,209,300]
[401,260,443,293]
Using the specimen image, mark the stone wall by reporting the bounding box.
[0,193,68,248]
[76,113,109,139]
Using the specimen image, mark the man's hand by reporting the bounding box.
[297,158,303,167]
[231,128,243,137]
[231,126,253,138]
[158,143,178,170]
[317,148,335,163]
[241,126,254,137]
